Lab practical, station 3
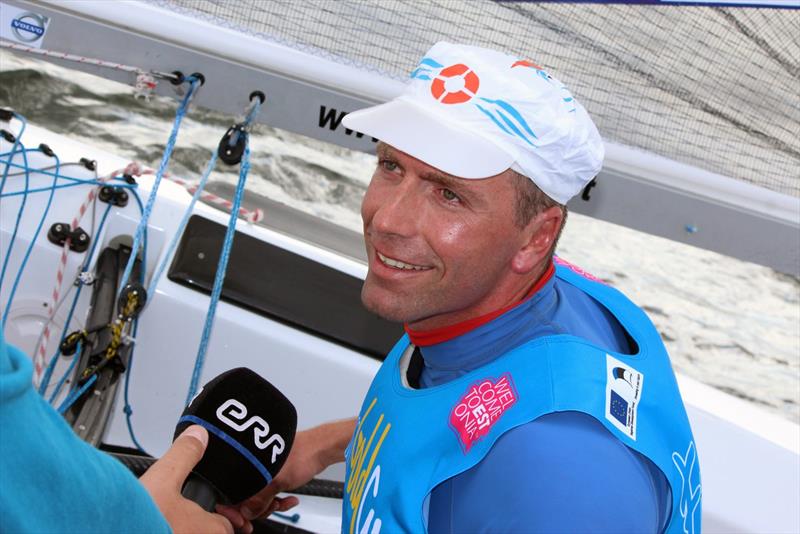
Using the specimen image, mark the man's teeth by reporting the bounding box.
[377,252,427,271]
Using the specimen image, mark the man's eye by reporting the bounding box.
[381,159,399,172]
[441,189,460,202]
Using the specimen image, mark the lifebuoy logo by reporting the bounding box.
[410,56,539,146]
[430,64,480,105]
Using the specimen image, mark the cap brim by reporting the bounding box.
[342,98,514,179]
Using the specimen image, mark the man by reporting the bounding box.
[0,328,234,534]
[239,42,700,533]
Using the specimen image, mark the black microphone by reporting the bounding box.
[173,367,297,509]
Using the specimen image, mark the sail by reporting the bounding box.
[1,0,798,273]
[150,0,799,199]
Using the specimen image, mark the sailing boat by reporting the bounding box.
[1,0,798,532]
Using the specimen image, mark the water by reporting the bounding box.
[1,52,798,423]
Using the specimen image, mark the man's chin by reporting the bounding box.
[361,287,416,324]
[362,298,408,324]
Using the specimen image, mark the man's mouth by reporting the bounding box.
[376,251,431,271]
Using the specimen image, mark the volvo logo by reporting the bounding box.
[11,12,48,43]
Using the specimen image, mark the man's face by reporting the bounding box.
[361,144,531,330]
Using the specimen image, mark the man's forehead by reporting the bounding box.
[377,142,495,185]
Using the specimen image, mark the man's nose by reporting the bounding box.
[371,181,420,237]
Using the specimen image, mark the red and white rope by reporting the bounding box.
[167,175,264,223]
[123,162,264,223]
[32,167,125,386]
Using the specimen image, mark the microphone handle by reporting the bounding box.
[182,473,220,511]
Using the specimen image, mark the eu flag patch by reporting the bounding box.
[609,390,629,426]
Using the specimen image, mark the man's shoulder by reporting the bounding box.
[549,275,633,353]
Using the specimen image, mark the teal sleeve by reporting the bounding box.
[0,330,171,534]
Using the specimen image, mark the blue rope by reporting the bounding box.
[0,145,33,325]
[120,187,147,452]
[57,374,97,415]
[0,179,136,198]
[0,113,27,196]
[0,158,126,185]
[2,153,61,328]
[185,141,252,403]
[123,317,147,454]
[273,512,301,524]
[118,77,201,296]
[227,99,262,147]
[147,152,219,298]
[48,340,81,404]
[38,203,113,396]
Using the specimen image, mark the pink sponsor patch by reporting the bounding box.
[449,373,518,453]
[554,256,606,284]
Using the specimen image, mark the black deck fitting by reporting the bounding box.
[249,90,266,104]
[39,143,55,158]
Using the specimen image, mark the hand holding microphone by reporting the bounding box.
[140,425,234,534]
[173,367,298,509]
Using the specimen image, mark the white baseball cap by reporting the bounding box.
[342,41,604,205]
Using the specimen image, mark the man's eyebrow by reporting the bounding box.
[376,143,471,193]
[419,170,466,191]
[376,142,392,159]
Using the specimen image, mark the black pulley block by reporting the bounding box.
[38,143,55,158]
[218,124,247,165]
[80,158,97,171]
[60,330,87,356]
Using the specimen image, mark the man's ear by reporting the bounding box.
[511,206,563,274]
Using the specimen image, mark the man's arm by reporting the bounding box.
[235,418,357,520]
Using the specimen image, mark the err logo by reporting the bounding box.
[216,399,285,463]
[449,373,517,452]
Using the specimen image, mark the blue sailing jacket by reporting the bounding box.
[342,264,701,533]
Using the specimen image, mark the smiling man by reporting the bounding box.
[239,42,700,534]
[361,142,549,330]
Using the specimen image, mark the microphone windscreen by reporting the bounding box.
[174,368,297,504]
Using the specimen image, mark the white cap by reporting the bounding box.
[342,41,604,205]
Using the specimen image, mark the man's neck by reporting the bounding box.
[405,260,555,347]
